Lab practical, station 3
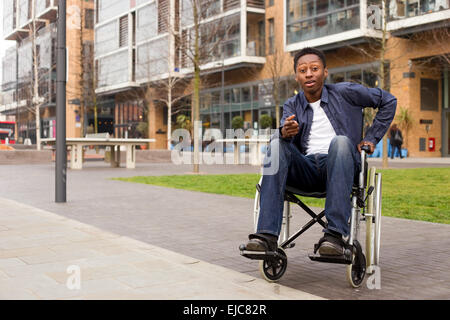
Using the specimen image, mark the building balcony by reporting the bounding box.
[36,0,59,21]
[94,1,266,92]
[4,28,30,41]
[0,100,28,116]
[179,7,266,75]
[3,0,53,40]
[387,0,450,36]
[285,0,383,52]
[0,102,17,115]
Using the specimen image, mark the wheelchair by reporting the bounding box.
[239,145,382,288]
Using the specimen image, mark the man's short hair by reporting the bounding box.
[293,47,327,72]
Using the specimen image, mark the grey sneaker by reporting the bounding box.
[245,233,278,252]
[317,233,345,256]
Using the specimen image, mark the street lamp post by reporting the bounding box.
[220,50,225,135]
[55,0,67,203]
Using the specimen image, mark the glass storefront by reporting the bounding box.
[200,78,299,135]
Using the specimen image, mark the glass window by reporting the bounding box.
[363,70,378,87]
[211,91,221,106]
[97,51,129,88]
[98,0,129,23]
[85,9,95,29]
[317,0,329,14]
[242,87,251,102]
[253,85,259,101]
[224,89,231,103]
[136,2,158,42]
[421,78,439,111]
[136,36,169,81]
[95,20,119,57]
[204,0,221,18]
[287,78,299,95]
[268,19,275,55]
[348,70,362,84]
[279,81,288,101]
[286,0,360,44]
[3,1,15,35]
[330,72,345,83]
[231,88,240,103]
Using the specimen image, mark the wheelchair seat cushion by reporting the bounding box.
[285,185,326,198]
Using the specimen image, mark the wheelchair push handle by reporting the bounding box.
[361,144,371,153]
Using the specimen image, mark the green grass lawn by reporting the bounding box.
[114,167,450,224]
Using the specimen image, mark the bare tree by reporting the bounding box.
[344,1,396,168]
[153,0,192,149]
[31,0,43,150]
[260,47,288,128]
[378,0,389,168]
[179,0,231,173]
[15,0,54,149]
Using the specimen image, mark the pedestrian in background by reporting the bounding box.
[389,124,404,159]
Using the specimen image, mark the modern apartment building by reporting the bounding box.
[94,0,449,156]
[1,0,97,143]
[94,0,267,149]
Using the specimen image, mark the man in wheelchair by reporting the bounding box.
[244,47,397,257]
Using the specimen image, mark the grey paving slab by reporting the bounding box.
[0,197,321,300]
[0,162,449,300]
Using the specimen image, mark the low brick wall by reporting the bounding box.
[0,150,53,164]
[0,149,172,165]
[136,150,172,163]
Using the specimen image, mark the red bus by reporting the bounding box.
[0,121,16,144]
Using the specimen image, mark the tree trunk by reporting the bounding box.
[31,0,41,150]
[79,0,85,137]
[192,2,200,173]
[168,88,172,150]
[380,0,388,168]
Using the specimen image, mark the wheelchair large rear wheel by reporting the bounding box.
[259,248,287,282]
[365,168,382,269]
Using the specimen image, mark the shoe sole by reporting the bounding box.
[318,242,343,256]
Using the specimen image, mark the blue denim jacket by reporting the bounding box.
[280,82,397,155]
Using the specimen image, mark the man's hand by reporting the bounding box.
[357,141,375,154]
[281,115,299,138]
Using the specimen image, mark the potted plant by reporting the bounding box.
[136,121,149,150]
[259,114,273,130]
[232,115,244,129]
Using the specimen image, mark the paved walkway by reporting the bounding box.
[0,160,449,299]
[0,197,321,300]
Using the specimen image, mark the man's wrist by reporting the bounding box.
[279,126,284,138]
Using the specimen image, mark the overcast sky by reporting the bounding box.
[0,1,17,85]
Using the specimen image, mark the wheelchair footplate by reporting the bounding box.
[308,243,353,265]
[239,244,285,261]
[308,253,352,265]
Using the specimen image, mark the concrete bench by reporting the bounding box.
[215,137,270,165]
[42,137,155,169]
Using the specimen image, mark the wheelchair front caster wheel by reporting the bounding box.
[259,248,287,283]
[346,241,366,288]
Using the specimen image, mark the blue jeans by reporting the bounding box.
[257,135,359,237]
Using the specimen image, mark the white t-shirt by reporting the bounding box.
[306,100,337,155]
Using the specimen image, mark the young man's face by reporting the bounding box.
[295,54,328,99]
